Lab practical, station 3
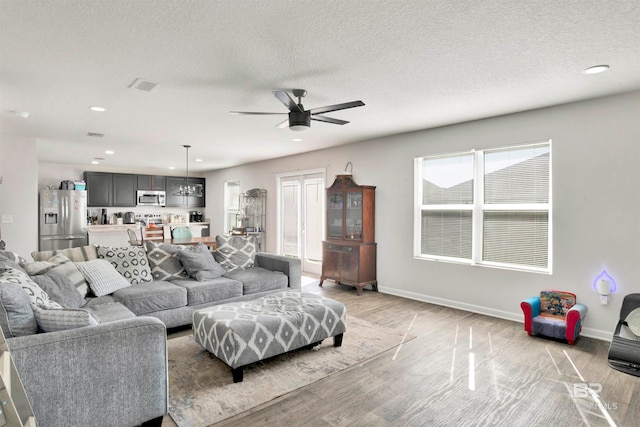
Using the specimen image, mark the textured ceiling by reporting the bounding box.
[1,0,639,173]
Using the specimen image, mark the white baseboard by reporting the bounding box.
[378,286,612,342]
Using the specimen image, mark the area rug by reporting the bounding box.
[168,316,414,426]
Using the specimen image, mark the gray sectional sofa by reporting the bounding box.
[0,237,301,427]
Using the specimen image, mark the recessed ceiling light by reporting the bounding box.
[91,160,99,165]
[169,166,175,170]
[195,158,203,162]
[292,138,303,142]
[89,106,106,112]
[105,150,114,155]
[583,65,610,74]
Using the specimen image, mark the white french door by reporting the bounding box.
[277,170,325,275]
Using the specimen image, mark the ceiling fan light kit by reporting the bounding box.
[231,89,364,131]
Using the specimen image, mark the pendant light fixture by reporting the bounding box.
[182,145,191,200]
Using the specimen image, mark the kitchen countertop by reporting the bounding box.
[85,222,209,232]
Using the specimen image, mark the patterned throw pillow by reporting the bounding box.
[145,241,191,281]
[0,267,53,307]
[97,245,152,284]
[214,235,256,272]
[75,259,131,297]
[23,253,90,298]
[0,250,28,267]
[33,304,99,332]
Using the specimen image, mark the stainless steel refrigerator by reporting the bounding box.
[39,190,88,251]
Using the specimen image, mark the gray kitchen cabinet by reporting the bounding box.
[84,172,136,207]
[137,175,166,190]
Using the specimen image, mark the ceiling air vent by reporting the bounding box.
[86,132,104,138]
[129,78,158,92]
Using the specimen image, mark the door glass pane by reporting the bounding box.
[346,192,363,240]
[304,179,323,262]
[282,182,299,256]
[328,193,343,238]
[224,180,240,233]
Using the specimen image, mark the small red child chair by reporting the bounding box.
[521,290,588,345]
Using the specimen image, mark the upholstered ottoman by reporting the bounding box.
[192,291,347,382]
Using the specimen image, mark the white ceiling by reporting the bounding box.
[1,0,639,173]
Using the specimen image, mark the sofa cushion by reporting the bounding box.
[31,245,98,262]
[145,241,191,281]
[97,245,152,284]
[75,259,131,297]
[176,244,226,281]
[85,302,136,323]
[222,267,288,295]
[23,253,90,298]
[112,281,187,315]
[214,235,256,271]
[32,304,99,332]
[171,277,243,306]
[0,280,37,338]
[29,271,84,308]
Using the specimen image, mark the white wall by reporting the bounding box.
[2,92,638,339]
[204,91,640,340]
[0,135,39,257]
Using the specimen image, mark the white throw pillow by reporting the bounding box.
[75,259,131,297]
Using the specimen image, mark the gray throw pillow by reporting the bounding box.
[0,281,37,338]
[75,259,131,297]
[0,251,28,268]
[29,271,84,308]
[176,244,226,281]
[33,304,99,332]
[22,253,90,298]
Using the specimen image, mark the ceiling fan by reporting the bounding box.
[230,89,364,131]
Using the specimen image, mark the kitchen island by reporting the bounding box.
[85,222,210,247]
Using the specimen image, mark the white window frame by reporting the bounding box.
[414,140,552,274]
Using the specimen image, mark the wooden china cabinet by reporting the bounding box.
[320,174,377,296]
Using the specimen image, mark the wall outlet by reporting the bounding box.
[1,215,12,224]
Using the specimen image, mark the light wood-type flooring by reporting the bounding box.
[162,278,640,427]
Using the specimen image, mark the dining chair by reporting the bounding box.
[127,228,142,246]
[142,226,165,242]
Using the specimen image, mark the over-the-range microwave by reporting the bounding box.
[137,190,166,207]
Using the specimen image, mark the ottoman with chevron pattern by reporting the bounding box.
[192,291,347,382]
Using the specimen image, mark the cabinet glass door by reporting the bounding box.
[346,192,363,240]
[327,192,343,238]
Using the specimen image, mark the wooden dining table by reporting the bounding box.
[163,236,217,250]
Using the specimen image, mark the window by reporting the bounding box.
[415,141,551,273]
[223,180,240,234]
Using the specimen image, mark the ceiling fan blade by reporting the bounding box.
[275,118,290,128]
[309,100,364,115]
[273,91,304,112]
[311,115,349,125]
[230,111,286,115]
